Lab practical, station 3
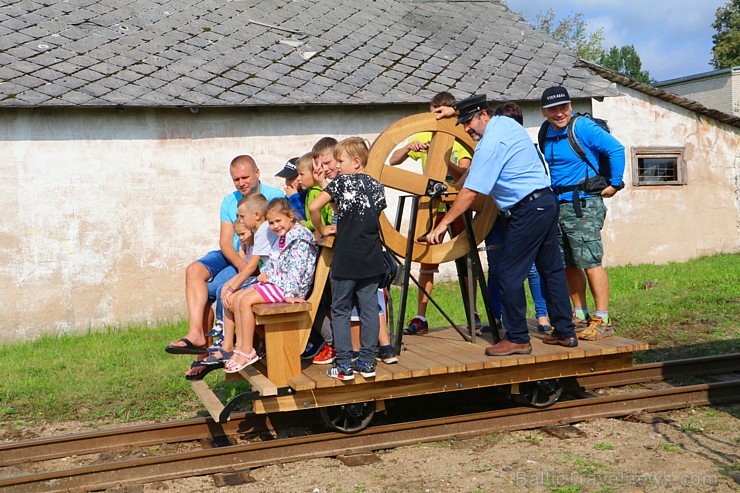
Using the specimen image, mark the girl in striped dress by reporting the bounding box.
[225,198,319,373]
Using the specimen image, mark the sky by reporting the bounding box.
[504,0,728,82]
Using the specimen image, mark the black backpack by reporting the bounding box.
[537,112,620,192]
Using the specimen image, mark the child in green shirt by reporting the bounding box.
[296,152,332,231]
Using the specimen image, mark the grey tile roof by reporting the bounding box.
[0,0,617,108]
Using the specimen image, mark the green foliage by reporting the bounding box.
[534,8,605,61]
[516,5,654,82]
[711,0,740,69]
[598,45,653,83]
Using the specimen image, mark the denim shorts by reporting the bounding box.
[350,288,386,321]
[198,250,238,303]
[198,250,233,279]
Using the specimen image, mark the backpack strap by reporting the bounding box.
[566,115,599,175]
[537,120,549,156]
[541,117,588,218]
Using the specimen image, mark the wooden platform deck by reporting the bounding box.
[246,324,647,414]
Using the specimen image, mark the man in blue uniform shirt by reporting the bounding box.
[427,95,577,356]
[539,87,625,341]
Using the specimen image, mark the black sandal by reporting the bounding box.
[185,360,224,381]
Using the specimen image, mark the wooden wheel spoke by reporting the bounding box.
[425,132,455,183]
[368,113,496,263]
[378,166,431,196]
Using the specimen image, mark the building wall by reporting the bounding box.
[588,87,740,266]
[657,70,737,116]
[0,105,414,344]
[1,93,738,343]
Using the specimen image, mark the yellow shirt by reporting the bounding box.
[406,131,472,211]
[406,131,472,172]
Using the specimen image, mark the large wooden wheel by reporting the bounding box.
[367,113,497,264]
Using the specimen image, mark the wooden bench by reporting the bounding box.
[192,235,333,422]
[246,235,333,388]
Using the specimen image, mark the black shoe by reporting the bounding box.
[376,347,398,364]
[542,333,578,347]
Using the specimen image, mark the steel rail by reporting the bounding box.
[2,353,738,467]
[1,379,738,493]
[576,352,740,388]
[0,411,314,467]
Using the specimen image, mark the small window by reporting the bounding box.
[632,147,686,186]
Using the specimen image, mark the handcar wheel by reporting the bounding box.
[512,379,564,408]
[318,402,376,433]
[366,113,496,264]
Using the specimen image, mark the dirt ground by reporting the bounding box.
[3,404,738,493]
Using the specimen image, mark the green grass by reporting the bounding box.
[391,253,739,362]
[0,254,738,426]
[593,442,614,451]
[0,320,247,426]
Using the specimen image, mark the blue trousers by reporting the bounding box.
[485,221,549,321]
[330,275,381,366]
[496,191,575,343]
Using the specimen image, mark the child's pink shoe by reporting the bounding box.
[224,349,260,373]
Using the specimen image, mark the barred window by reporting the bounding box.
[632,147,686,186]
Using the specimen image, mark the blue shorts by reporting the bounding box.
[198,250,233,279]
[197,250,238,303]
[350,288,386,321]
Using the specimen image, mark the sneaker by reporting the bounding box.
[474,313,483,331]
[403,317,429,335]
[351,352,359,363]
[206,320,223,338]
[256,344,266,360]
[573,313,592,333]
[537,323,552,333]
[207,332,224,353]
[312,344,336,365]
[327,364,354,381]
[376,347,398,364]
[354,360,376,378]
[578,316,615,341]
[301,341,325,360]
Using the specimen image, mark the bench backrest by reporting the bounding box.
[287,236,333,352]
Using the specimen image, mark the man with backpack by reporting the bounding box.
[538,86,625,341]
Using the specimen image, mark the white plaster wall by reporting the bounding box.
[0,105,415,343]
[588,87,740,266]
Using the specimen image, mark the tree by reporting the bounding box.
[711,0,740,69]
[598,45,653,83]
[525,7,654,83]
[534,8,605,61]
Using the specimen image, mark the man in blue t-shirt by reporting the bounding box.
[428,95,577,356]
[539,87,625,341]
[166,155,284,361]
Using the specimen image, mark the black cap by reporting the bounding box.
[453,94,488,125]
[276,157,299,178]
[541,86,571,108]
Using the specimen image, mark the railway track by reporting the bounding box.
[1,353,739,492]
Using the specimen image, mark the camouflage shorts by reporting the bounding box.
[557,196,607,269]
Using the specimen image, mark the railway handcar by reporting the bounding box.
[190,114,647,432]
